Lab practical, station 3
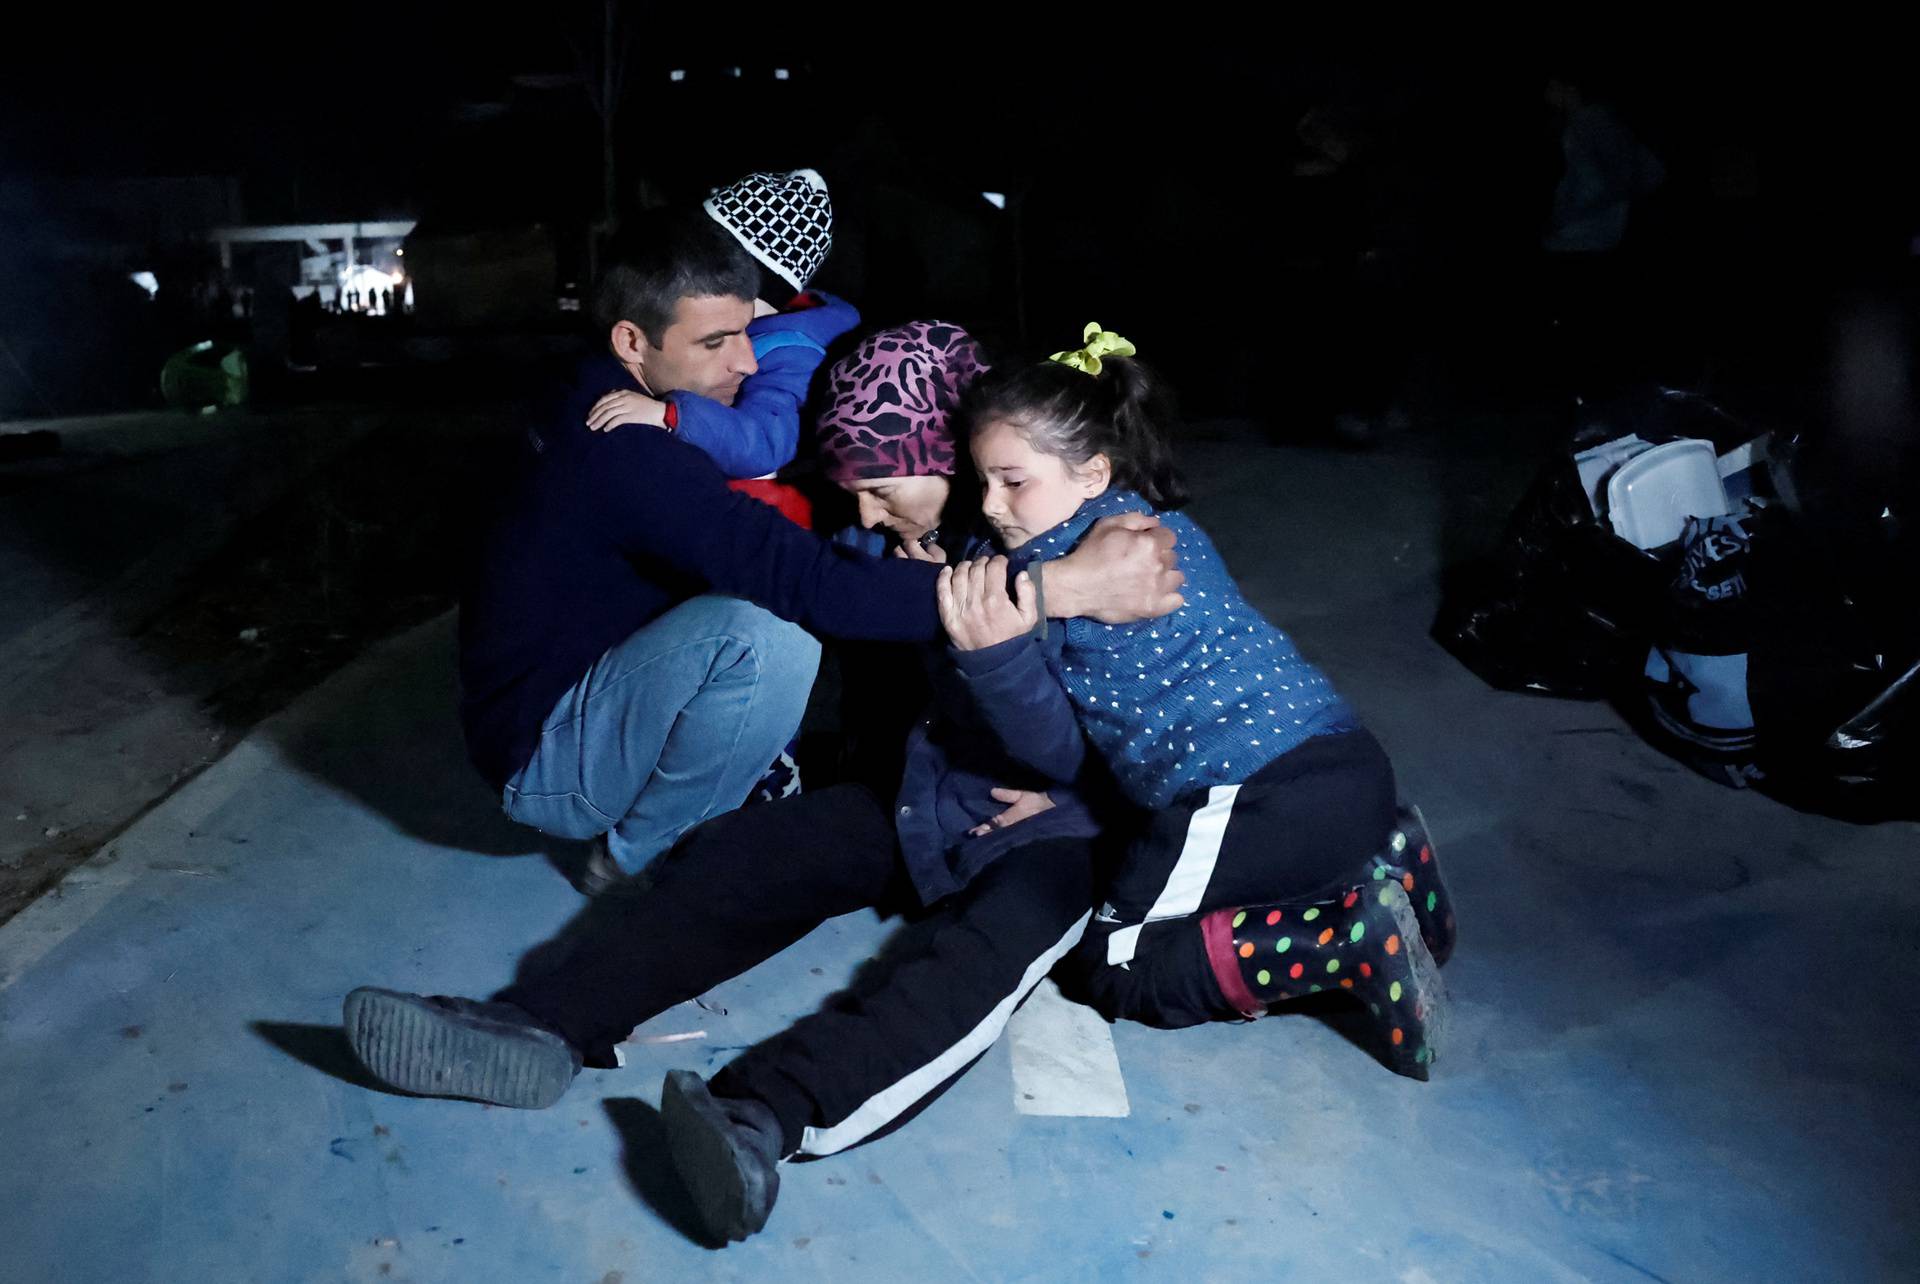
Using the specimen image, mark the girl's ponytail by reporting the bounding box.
[1098,355,1188,509]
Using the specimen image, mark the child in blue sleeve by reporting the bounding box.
[586,169,857,512]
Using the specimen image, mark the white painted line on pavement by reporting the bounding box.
[1008,977,1130,1117]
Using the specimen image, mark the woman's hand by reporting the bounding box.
[892,535,948,563]
[969,787,1056,837]
[937,556,1037,651]
[587,390,670,433]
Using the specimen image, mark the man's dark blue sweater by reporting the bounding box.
[459,353,942,792]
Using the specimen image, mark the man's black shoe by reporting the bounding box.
[342,988,580,1109]
[661,1070,784,1243]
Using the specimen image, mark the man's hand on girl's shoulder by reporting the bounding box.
[1047,514,1186,623]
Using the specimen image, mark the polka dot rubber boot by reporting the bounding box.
[1369,801,1455,966]
[1213,880,1449,1080]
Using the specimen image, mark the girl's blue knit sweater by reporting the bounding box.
[1013,488,1357,808]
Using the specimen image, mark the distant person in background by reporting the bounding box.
[1542,72,1666,404]
[1543,75,1664,255]
[1289,102,1422,447]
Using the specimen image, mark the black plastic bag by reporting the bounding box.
[1433,431,1671,698]
[1741,503,1919,820]
[1437,383,1916,816]
[1612,495,1918,818]
[1435,387,1764,696]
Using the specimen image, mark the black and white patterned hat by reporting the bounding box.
[703,168,833,297]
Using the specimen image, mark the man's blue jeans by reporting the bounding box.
[502,595,821,875]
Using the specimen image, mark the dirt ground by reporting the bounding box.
[0,406,518,923]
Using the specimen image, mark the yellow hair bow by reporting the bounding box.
[1049,323,1137,376]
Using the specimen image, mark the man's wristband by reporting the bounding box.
[1028,561,1049,641]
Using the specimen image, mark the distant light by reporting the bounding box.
[129,271,159,299]
[395,247,404,256]
[339,264,406,315]
[452,101,510,123]
[981,192,1007,210]
[727,66,742,78]
[774,68,790,80]
[511,72,581,91]
[669,69,686,82]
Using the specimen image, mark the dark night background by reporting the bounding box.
[5,14,1918,425]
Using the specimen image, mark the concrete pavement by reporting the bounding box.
[2,434,1914,1282]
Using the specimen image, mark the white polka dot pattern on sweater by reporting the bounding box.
[1015,489,1355,808]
